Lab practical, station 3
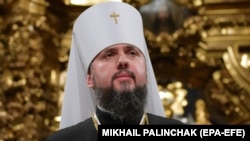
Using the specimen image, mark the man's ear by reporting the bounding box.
[87,74,94,88]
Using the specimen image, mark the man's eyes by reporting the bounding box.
[105,52,114,57]
[128,50,138,56]
[102,50,139,58]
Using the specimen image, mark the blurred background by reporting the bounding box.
[0,0,249,140]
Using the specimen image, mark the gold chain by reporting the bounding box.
[92,114,99,132]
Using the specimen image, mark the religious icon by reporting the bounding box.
[140,0,191,35]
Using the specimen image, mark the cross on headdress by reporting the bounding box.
[110,12,119,24]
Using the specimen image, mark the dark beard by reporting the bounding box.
[94,84,147,123]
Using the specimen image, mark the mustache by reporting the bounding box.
[112,69,135,81]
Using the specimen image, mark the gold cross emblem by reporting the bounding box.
[110,12,119,24]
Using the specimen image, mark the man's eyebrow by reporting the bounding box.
[102,47,115,53]
[124,45,141,52]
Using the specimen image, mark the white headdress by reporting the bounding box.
[59,1,165,129]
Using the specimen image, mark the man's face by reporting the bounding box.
[87,43,147,91]
[87,43,147,120]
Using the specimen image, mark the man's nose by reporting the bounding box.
[117,54,128,69]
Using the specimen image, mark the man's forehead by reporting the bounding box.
[102,43,142,52]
